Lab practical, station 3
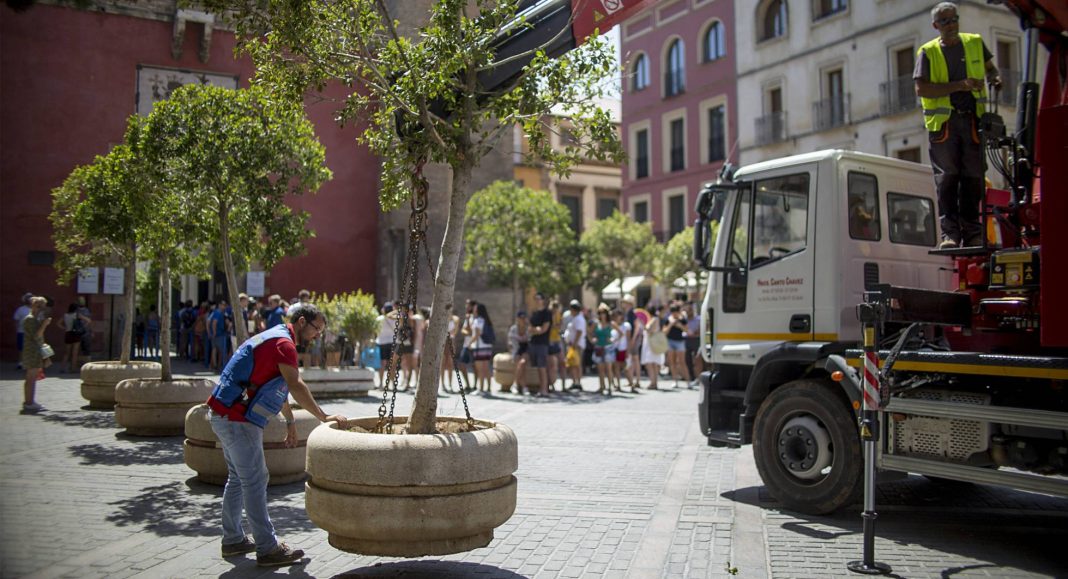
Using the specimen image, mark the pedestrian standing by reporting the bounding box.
[440,309,460,393]
[640,306,664,389]
[60,303,90,374]
[205,303,348,567]
[13,292,32,370]
[145,305,161,360]
[471,303,494,394]
[664,303,690,387]
[20,296,51,413]
[374,303,396,388]
[914,2,1001,249]
[612,309,633,391]
[458,299,476,391]
[194,302,209,362]
[547,298,564,391]
[592,305,615,395]
[264,295,287,329]
[528,293,552,397]
[684,302,702,388]
[507,310,529,393]
[563,299,586,391]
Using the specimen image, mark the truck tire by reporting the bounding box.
[753,378,861,515]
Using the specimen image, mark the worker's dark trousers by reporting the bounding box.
[929,112,985,245]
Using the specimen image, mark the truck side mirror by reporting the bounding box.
[694,187,715,270]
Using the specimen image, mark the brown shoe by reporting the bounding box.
[257,542,304,567]
[938,238,958,250]
[221,536,255,557]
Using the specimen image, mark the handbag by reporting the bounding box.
[648,332,669,355]
[565,346,580,368]
[40,343,54,368]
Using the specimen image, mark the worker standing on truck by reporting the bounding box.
[913,2,1000,249]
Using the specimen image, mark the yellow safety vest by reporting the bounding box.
[919,33,988,132]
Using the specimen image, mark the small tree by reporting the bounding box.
[51,137,148,365]
[139,83,331,344]
[208,0,624,433]
[464,181,580,312]
[580,211,658,298]
[315,291,380,364]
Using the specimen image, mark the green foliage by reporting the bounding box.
[204,0,624,211]
[655,224,718,286]
[464,181,580,298]
[137,83,330,270]
[314,291,380,348]
[50,140,147,284]
[579,211,657,294]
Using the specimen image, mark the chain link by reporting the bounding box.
[374,158,475,433]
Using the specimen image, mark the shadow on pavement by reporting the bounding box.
[106,480,316,537]
[723,479,1068,578]
[333,561,526,578]
[39,408,117,429]
[69,436,185,465]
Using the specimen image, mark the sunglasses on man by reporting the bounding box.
[937,15,959,26]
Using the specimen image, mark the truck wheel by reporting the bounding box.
[753,378,861,515]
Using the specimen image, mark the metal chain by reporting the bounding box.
[374,157,475,432]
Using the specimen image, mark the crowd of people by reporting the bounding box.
[370,292,703,398]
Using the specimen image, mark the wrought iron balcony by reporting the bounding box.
[880,76,918,116]
[755,111,787,145]
[812,94,850,131]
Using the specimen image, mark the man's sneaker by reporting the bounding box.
[221,536,256,557]
[257,542,304,567]
[938,237,959,250]
[20,402,43,414]
[567,383,583,391]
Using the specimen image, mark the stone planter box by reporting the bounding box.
[493,353,541,392]
[305,416,518,557]
[80,361,162,409]
[183,404,319,486]
[301,367,373,398]
[115,378,214,436]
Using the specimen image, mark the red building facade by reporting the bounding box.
[620,0,737,241]
[1,2,380,359]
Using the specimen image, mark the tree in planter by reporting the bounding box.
[208,0,624,434]
[138,83,331,345]
[580,211,658,300]
[464,181,581,313]
[51,139,147,367]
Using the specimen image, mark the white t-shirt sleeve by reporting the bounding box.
[572,315,587,344]
[471,317,488,348]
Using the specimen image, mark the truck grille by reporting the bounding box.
[890,390,991,462]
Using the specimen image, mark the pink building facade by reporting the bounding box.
[1,2,380,360]
[620,0,737,242]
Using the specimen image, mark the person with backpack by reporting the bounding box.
[204,303,348,567]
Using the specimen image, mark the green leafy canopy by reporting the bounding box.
[579,211,658,294]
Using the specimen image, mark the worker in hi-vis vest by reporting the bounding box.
[913,2,1001,249]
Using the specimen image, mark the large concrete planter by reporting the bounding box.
[183,404,319,485]
[493,353,541,393]
[115,378,214,436]
[80,361,161,409]
[301,367,373,398]
[305,416,518,557]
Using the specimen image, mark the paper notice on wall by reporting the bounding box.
[77,268,99,294]
[103,267,125,295]
[246,271,265,298]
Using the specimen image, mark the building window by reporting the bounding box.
[760,0,788,42]
[880,46,917,115]
[634,200,649,223]
[665,39,685,97]
[636,129,650,179]
[707,105,726,162]
[561,194,582,236]
[814,68,847,130]
[996,38,1021,107]
[632,53,649,92]
[669,118,685,172]
[668,194,686,238]
[597,197,619,220]
[704,21,726,62]
[756,86,786,145]
[814,0,847,20]
[895,147,921,163]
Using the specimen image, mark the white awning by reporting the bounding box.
[601,275,649,300]
[673,271,699,289]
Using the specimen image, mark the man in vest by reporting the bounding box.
[205,303,348,567]
[914,2,1001,249]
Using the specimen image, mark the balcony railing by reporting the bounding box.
[755,111,787,145]
[996,70,1022,107]
[812,94,850,131]
[880,76,918,116]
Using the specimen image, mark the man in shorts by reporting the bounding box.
[527,293,552,397]
[564,299,586,391]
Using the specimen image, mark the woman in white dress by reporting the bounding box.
[640,307,665,389]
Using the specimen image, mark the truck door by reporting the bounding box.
[714,169,816,363]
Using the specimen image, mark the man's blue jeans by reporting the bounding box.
[210,414,278,555]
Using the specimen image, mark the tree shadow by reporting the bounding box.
[68,435,185,466]
[39,408,117,429]
[721,478,1068,577]
[333,561,526,578]
[105,479,316,537]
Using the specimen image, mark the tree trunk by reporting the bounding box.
[408,162,474,434]
[511,273,519,318]
[159,253,172,381]
[219,202,250,344]
[118,246,136,365]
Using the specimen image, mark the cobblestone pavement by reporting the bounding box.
[1,360,1066,578]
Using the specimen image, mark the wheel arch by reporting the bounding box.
[743,342,859,418]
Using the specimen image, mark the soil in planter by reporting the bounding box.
[346,420,488,435]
